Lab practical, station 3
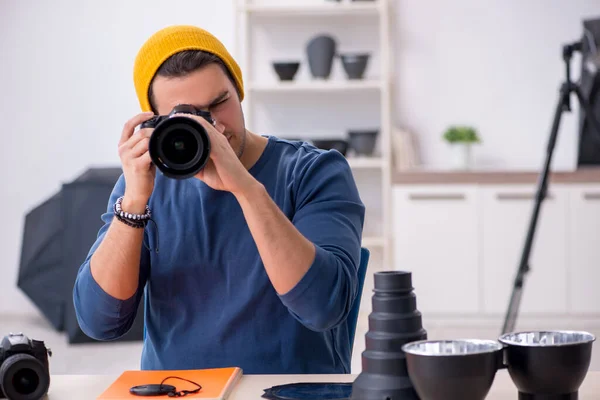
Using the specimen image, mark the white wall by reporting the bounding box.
[0,0,235,317]
[1,0,599,318]
[393,0,600,171]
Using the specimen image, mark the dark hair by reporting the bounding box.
[148,50,240,113]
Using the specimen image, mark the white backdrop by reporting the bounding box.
[0,0,235,317]
[393,0,600,170]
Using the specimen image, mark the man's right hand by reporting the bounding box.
[118,112,156,214]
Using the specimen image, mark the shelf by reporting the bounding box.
[241,2,381,17]
[362,236,386,248]
[237,0,394,270]
[347,157,384,169]
[248,80,382,93]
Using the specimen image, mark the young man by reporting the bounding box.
[73,25,365,374]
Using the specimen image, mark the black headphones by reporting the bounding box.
[130,376,202,397]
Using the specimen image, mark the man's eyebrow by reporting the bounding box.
[195,90,229,109]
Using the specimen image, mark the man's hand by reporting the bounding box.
[173,113,258,195]
[118,111,157,213]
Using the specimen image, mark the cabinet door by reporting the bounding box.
[568,185,600,314]
[481,185,568,315]
[393,185,480,315]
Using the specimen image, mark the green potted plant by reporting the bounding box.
[442,125,481,169]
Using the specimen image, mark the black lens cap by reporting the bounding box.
[130,384,176,396]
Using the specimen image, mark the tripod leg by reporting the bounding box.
[501,85,572,334]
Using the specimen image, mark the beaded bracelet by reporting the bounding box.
[113,196,151,228]
[115,212,146,228]
[111,196,160,253]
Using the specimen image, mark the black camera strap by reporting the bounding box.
[130,376,202,397]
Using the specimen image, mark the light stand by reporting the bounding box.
[502,38,600,335]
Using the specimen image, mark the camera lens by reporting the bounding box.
[0,354,50,400]
[149,116,211,179]
[13,368,39,395]
[163,131,199,166]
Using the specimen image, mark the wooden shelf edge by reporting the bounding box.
[348,157,384,169]
[392,167,600,185]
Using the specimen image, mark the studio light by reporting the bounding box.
[502,16,600,335]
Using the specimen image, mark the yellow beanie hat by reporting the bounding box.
[133,25,244,112]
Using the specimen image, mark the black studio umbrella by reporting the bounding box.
[18,167,145,344]
[18,191,65,331]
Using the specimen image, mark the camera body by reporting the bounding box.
[0,333,51,400]
[141,104,214,179]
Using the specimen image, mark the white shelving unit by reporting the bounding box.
[234,0,394,271]
[241,2,381,16]
[347,157,385,169]
[248,79,384,93]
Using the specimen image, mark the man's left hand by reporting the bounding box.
[172,113,257,195]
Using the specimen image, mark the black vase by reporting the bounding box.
[306,34,337,79]
[351,271,427,400]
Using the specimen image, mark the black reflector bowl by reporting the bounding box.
[403,339,504,400]
[498,330,596,400]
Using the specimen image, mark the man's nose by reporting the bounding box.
[213,121,226,134]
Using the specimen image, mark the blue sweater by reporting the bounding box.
[73,136,365,374]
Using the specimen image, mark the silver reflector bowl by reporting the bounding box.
[498,331,595,347]
[403,339,503,356]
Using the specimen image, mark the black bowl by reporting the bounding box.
[272,61,300,81]
[340,53,370,80]
[498,331,596,400]
[348,129,378,156]
[312,139,348,156]
[403,339,505,400]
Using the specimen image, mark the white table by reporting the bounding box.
[45,370,600,399]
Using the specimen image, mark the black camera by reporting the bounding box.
[0,333,51,400]
[141,104,214,179]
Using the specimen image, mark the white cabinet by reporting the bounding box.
[393,186,480,315]
[480,185,569,315]
[568,184,600,314]
[393,181,600,320]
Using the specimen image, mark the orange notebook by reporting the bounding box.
[97,367,243,400]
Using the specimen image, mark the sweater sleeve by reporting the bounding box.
[278,150,365,332]
[72,174,151,341]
